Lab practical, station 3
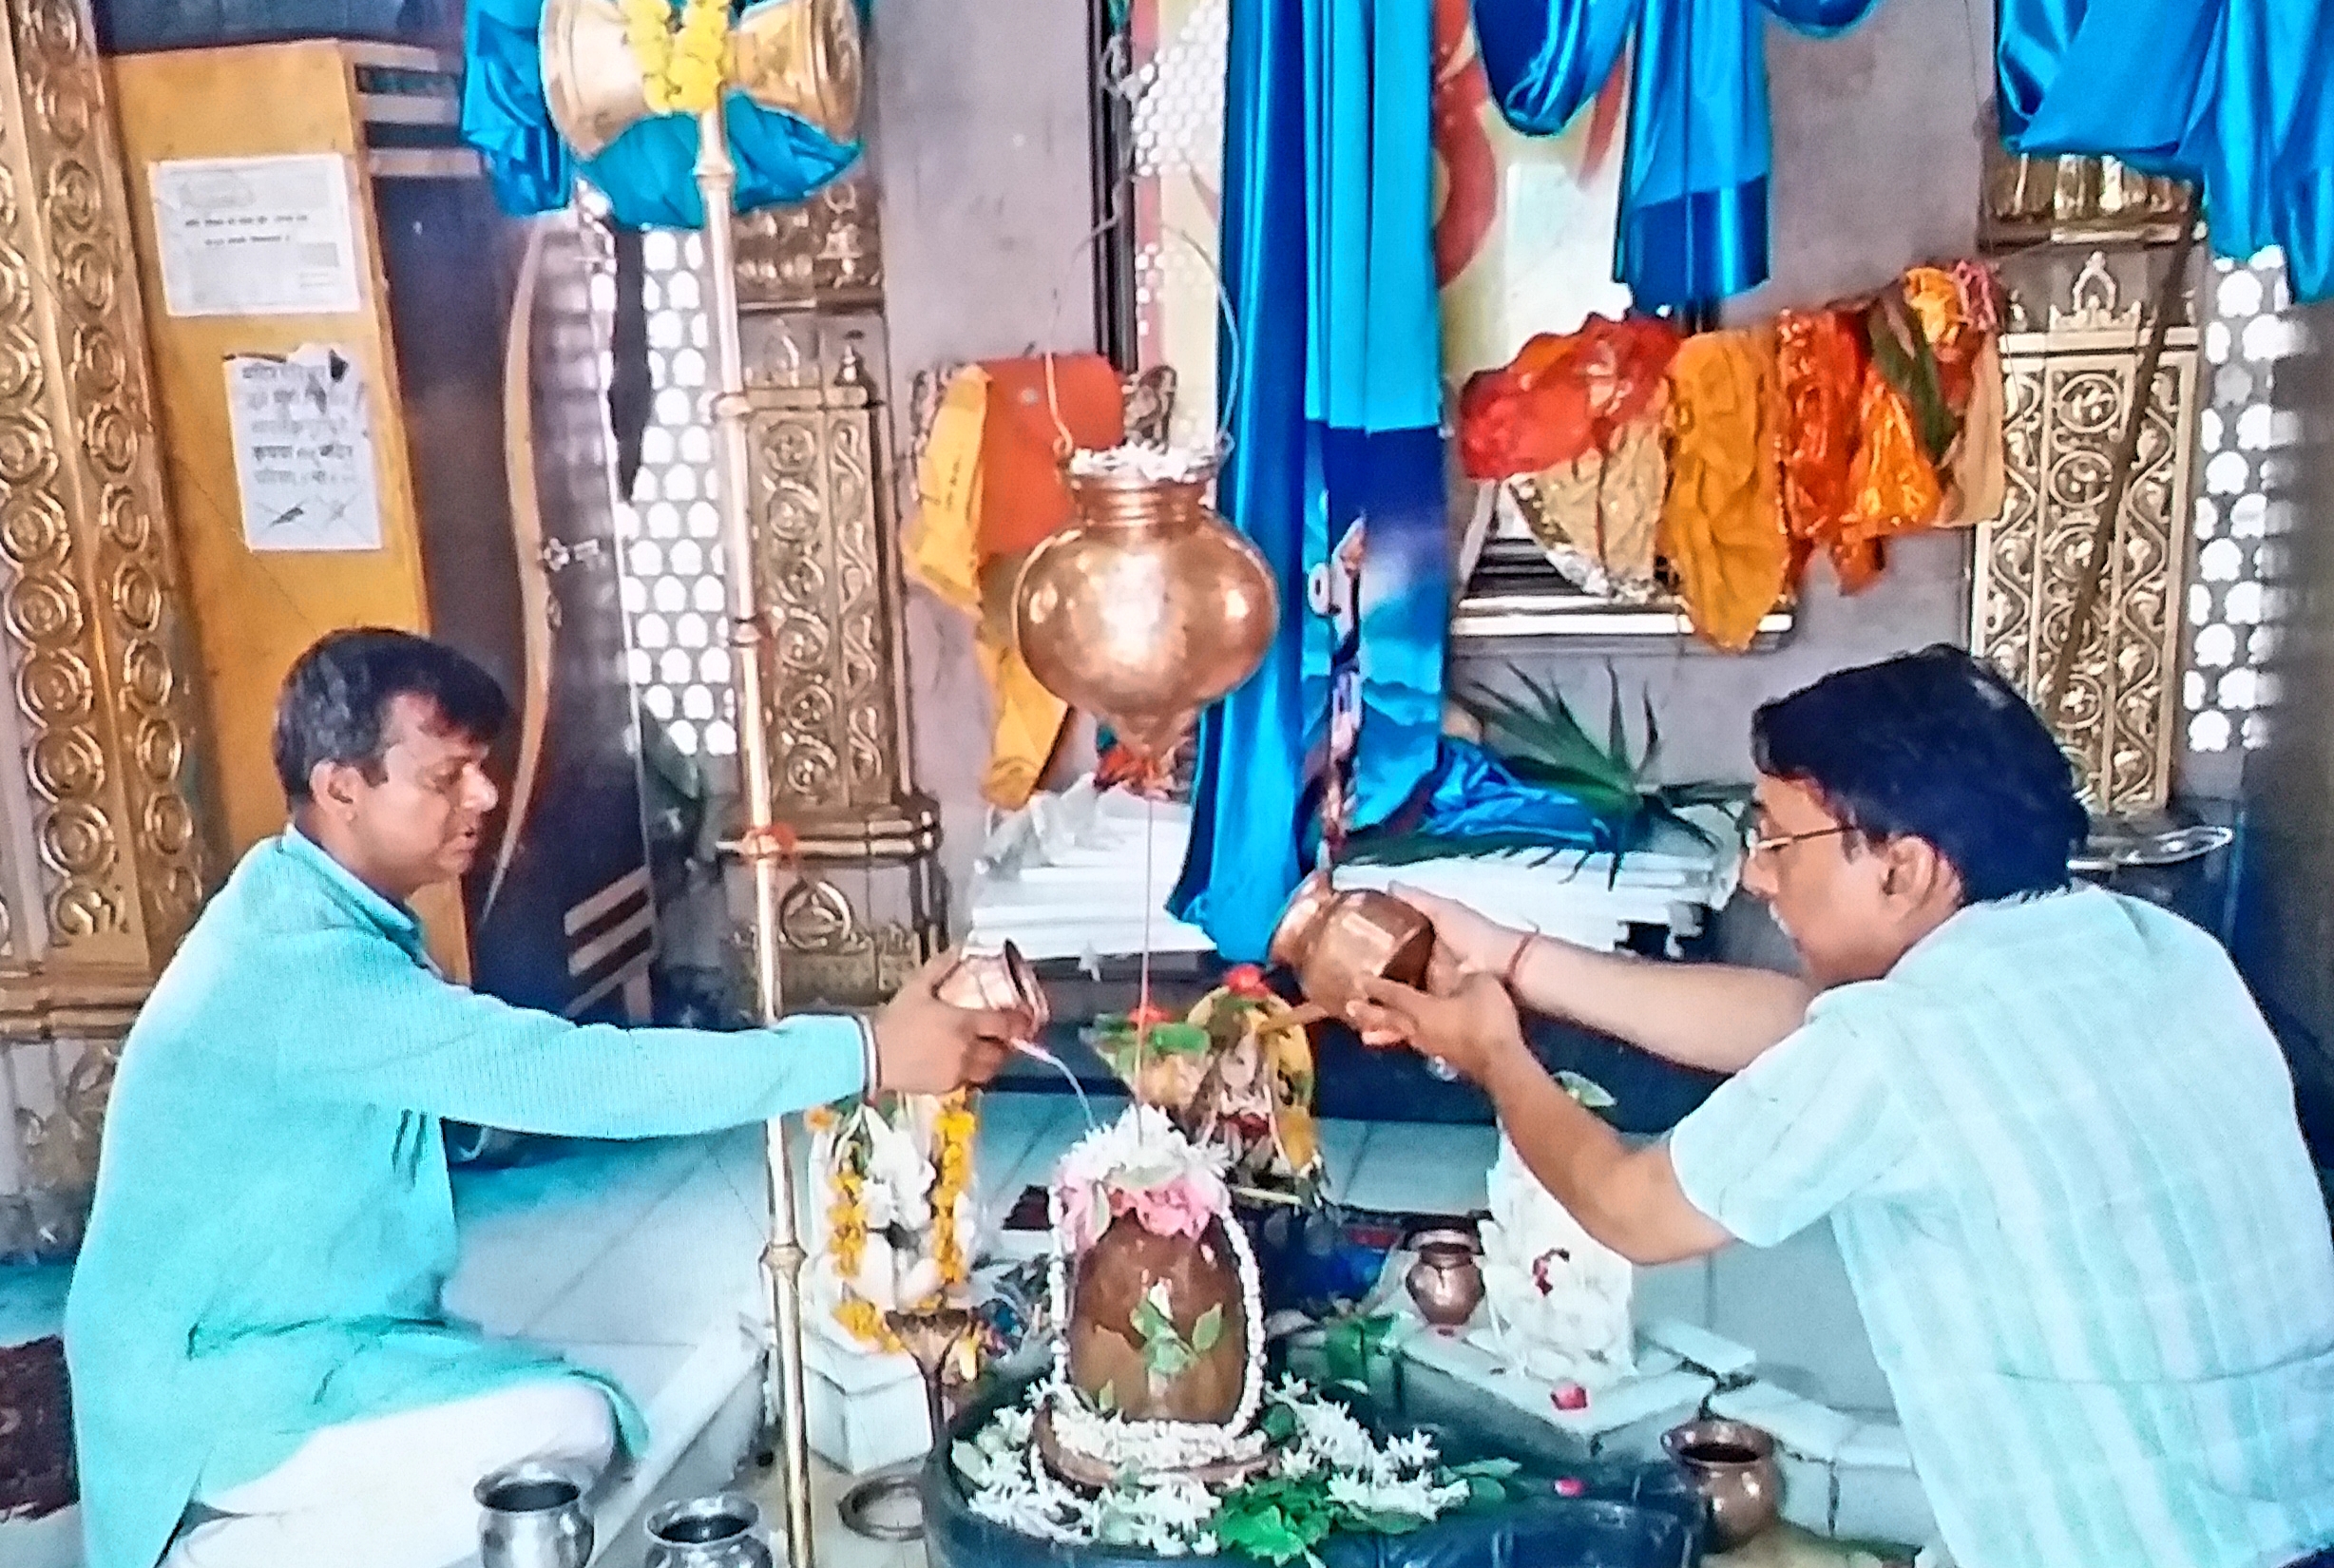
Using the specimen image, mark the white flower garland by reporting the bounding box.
[952,1377,1472,1556]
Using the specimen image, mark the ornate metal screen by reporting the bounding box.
[1973,253,2199,813]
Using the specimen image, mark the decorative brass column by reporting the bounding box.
[0,0,205,1244]
[733,183,946,1010]
[1973,253,2200,813]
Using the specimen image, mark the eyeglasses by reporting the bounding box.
[1748,824,1853,861]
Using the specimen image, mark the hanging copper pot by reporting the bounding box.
[1011,460,1278,761]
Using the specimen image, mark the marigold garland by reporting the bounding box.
[815,1090,981,1350]
[928,1090,978,1291]
[620,0,731,118]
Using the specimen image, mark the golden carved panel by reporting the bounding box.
[745,354,903,823]
[0,0,201,973]
[734,170,881,313]
[1973,257,2198,813]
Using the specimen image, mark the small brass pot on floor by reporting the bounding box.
[1663,1418,1781,1551]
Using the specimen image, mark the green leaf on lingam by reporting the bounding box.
[1191,1303,1224,1353]
[1130,1294,1171,1342]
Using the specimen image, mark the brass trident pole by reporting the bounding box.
[695,100,819,1568]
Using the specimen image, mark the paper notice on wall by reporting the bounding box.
[225,346,383,553]
[150,154,362,317]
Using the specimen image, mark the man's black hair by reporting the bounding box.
[273,628,509,803]
[1750,644,2088,905]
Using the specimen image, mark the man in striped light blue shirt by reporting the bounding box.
[1355,647,2334,1568]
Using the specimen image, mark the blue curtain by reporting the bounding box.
[463,0,862,228]
[1472,0,1883,308]
[1998,0,2331,302]
[1173,0,1604,961]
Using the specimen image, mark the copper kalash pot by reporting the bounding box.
[1012,459,1279,761]
[1269,872,1435,1023]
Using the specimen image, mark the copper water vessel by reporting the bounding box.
[1269,872,1435,1023]
[1663,1419,1782,1550]
[1403,1227,1484,1328]
[934,941,1049,1047]
[1012,464,1278,761]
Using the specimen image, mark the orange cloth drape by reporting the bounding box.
[1660,331,1791,653]
[906,355,1125,808]
[1775,309,1884,594]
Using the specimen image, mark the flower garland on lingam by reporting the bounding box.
[806,1090,978,1351]
[953,1106,1520,1559]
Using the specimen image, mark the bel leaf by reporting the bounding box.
[1191,1303,1225,1352]
[1130,1296,1171,1341]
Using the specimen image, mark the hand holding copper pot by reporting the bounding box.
[1269,872,1437,1026]
[870,946,1045,1095]
[932,941,1050,1050]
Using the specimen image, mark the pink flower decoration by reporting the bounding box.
[1126,1175,1215,1241]
[1555,1477,1586,1498]
[1551,1381,1589,1412]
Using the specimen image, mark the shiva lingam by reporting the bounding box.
[1013,449,1279,764]
[475,1461,594,1568]
[836,1306,984,1542]
[1270,872,1436,1026]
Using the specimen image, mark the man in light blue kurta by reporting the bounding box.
[67,630,1012,1568]
[1356,648,2334,1568]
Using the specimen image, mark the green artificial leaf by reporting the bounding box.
[1151,1022,1213,1056]
[1323,1310,1398,1391]
[1604,665,1628,770]
[1463,1475,1507,1509]
[1445,1458,1521,1481]
[1147,1339,1195,1379]
[1260,1401,1300,1444]
[1191,1303,1225,1352]
[1556,1071,1617,1111]
[1130,1295,1171,1342]
[1354,1508,1429,1536]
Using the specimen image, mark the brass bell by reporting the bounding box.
[1012,459,1279,762]
[540,0,865,159]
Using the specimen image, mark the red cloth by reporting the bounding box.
[976,355,1125,557]
[1774,309,1885,593]
[1458,316,1680,480]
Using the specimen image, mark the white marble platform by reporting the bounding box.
[966,776,1747,961]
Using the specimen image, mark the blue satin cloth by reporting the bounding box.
[463,0,862,227]
[1173,0,1605,961]
[1473,0,1883,307]
[1998,0,2332,302]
